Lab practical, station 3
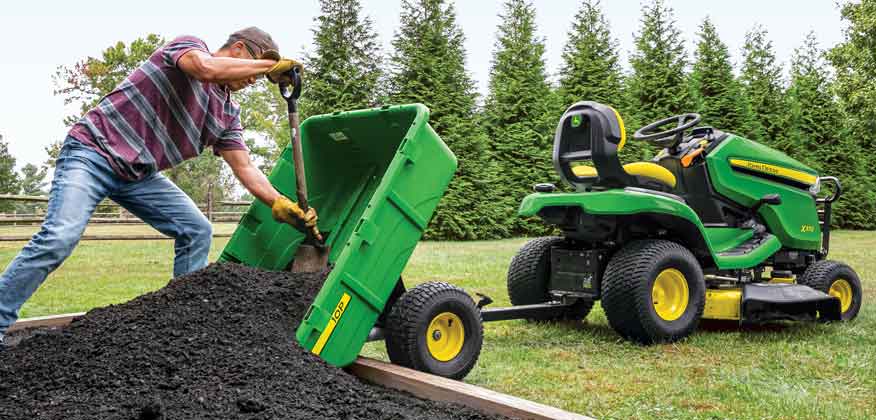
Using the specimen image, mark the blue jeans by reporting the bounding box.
[0,137,212,338]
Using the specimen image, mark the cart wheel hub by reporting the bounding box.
[426,312,465,362]
[652,268,689,321]
[829,279,854,313]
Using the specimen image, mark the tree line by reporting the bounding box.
[6,0,875,238]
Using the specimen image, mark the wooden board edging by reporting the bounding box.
[349,357,592,420]
[11,314,593,420]
[8,312,86,332]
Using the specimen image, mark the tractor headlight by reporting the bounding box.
[809,177,821,196]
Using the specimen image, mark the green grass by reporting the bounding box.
[3,225,874,419]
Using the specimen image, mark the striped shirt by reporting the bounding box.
[69,35,248,181]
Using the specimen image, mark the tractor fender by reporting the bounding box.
[519,188,720,268]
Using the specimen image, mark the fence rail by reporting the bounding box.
[0,191,252,241]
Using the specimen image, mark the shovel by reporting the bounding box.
[279,67,329,272]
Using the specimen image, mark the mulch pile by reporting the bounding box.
[0,263,505,420]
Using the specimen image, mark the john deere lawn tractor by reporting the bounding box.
[506,101,863,344]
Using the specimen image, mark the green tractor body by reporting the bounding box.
[520,133,822,269]
[510,101,862,344]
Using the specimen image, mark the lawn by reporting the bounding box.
[2,225,874,419]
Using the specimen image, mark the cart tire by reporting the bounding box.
[798,260,862,321]
[601,240,705,344]
[507,237,594,320]
[385,282,483,379]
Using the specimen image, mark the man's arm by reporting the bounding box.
[221,149,319,233]
[220,149,279,206]
[178,50,274,84]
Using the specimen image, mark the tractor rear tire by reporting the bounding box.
[601,240,705,344]
[798,260,862,321]
[385,282,483,380]
[506,236,594,320]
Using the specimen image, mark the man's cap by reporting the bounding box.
[226,27,279,59]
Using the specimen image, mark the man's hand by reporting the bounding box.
[272,196,318,230]
[265,58,303,84]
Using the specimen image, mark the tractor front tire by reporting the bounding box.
[385,282,483,380]
[506,236,594,320]
[601,240,705,344]
[798,260,862,321]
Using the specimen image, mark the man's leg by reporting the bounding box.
[110,173,212,278]
[0,139,114,337]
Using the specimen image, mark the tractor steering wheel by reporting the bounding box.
[633,113,702,149]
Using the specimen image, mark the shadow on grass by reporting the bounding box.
[518,318,630,342]
[695,318,835,343]
[510,317,836,346]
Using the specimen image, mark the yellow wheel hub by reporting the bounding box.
[426,312,465,362]
[829,279,854,314]
[652,268,690,321]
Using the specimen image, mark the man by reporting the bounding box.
[0,27,316,344]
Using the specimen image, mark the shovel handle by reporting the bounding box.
[279,68,309,211]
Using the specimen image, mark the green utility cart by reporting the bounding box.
[219,103,481,376]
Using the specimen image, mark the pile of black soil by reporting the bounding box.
[0,263,506,420]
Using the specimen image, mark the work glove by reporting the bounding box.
[260,50,303,84]
[272,196,318,233]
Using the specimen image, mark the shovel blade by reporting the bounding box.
[291,244,330,273]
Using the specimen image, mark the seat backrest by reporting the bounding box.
[553,101,633,190]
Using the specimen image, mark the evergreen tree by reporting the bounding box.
[558,0,623,108]
[389,0,500,239]
[827,0,876,229]
[739,25,787,146]
[301,0,382,118]
[484,0,555,236]
[0,135,20,212]
[690,18,752,133]
[785,33,844,165]
[626,0,692,160]
[829,0,876,151]
[784,33,869,228]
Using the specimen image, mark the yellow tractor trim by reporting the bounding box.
[571,162,677,188]
[829,279,854,313]
[769,276,795,284]
[610,106,627,151]
[652,269,689,321]
[729,159,818,186]
[703,289,742,320]
[426,312,465,362]
[571,165,598,178]
[623,162,677,188]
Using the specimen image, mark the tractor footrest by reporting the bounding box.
[741,283,841,323]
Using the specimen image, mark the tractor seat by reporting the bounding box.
[572,162,677,189]
[553,101,677,192]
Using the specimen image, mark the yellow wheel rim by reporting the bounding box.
[426,312,465,362]
[652,268,690,321]
[829,279,854,314]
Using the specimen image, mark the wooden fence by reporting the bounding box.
[0,188,252,242]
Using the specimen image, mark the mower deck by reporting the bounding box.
[741,283,841,323]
